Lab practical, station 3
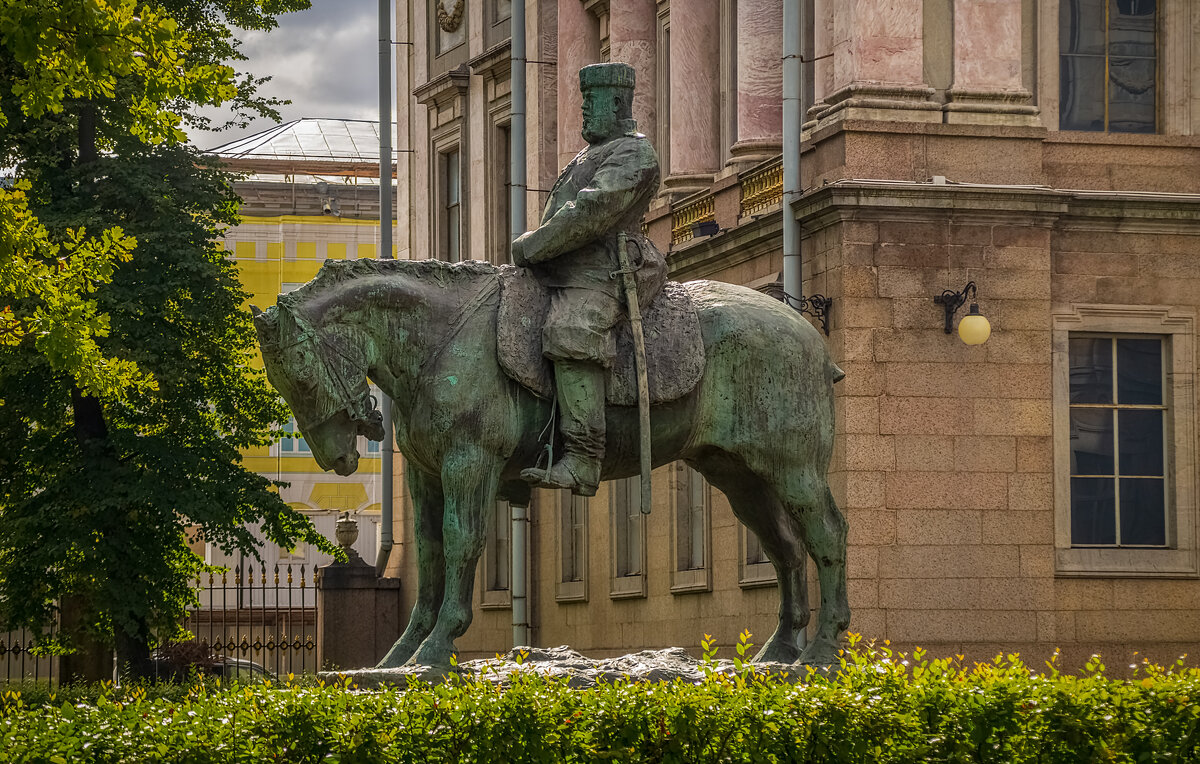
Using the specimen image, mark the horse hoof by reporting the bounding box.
[796,644,842,672]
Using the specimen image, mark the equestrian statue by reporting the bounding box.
[252,62,850,670]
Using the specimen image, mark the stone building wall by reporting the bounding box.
[389,0,1200,668]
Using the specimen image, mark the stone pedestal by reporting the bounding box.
[316,557,403,672]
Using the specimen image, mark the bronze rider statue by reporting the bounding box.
[512,62,666,497]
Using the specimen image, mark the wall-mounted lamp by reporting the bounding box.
[934,281,991,345]
[691,220,721,238]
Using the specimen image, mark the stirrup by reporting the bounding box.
[520,458,598,497]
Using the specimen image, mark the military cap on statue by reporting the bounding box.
[579,62,636,91]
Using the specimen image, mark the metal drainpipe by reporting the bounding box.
[510,0,531,649]
[375,0,395,577]
[782,0,809,649]
[782,0,803,304]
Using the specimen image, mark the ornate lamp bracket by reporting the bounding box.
[933,281,976,334]
[783,292,833,336]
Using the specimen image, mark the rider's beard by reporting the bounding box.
[581,116,616,144]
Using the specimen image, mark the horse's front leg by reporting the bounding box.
[377,466,445,668]
[408,445,501,667]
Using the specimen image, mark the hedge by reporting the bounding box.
[2,637,1198,763]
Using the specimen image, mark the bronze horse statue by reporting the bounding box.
[253,258,849,668]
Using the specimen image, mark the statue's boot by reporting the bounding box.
[521,360,604,497]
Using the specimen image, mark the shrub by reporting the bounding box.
[1,639,1198,763]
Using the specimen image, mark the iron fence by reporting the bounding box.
[1,562,319,682]
[0,624,58,684]
[184,562,318,676]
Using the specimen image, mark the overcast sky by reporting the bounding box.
[191,0,393,151]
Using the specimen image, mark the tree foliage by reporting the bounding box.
[0,0,332,669]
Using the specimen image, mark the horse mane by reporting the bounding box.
[277,257,501,314]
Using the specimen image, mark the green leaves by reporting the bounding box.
[0,0,236,143]
[0,181,152,399]
[4,649,1200,763]
[0,0,326,664]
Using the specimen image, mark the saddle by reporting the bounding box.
[496,268,706,406]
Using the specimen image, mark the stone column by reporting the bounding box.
[557,0,600,169]
[664,0,720,194]
[806,0,834,127]
[944,0,1038,125]
[609,0,658,142]
[815,0,939,125]
[729,0,782,164]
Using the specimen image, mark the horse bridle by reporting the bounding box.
[276,316,381,437]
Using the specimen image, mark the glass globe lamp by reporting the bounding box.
[957,303,991,345]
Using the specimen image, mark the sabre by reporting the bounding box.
[615,231,652,514]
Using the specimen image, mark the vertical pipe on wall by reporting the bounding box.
[510,0,531,649]
[376,0,395,577]
[782,0,803,306]
[783,0,809,648]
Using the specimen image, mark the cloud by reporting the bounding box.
[192,0,392,150]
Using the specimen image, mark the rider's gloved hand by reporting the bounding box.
[511,233,531,267]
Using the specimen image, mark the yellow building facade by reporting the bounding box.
[207,119,398,571]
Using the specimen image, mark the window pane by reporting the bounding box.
[1109,0,1156,57]
[489,502,509,590]
[1071,477,1117,545]
[1069,338,1113,403]
[1120,478,1166,545]
[1060,0,1106,55]
[746,527,768,565]
[1108,57,1156,134]
[1118,409,1163,476]
[689,478,706,570]
[447,207,460,262]
[626,482,642,576]
[1116,338,1162,404]
[1070,409,1115,475]
[1060,55,1107,132]
[446,151,460,203]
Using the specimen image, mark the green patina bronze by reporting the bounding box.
[252,63,850,670]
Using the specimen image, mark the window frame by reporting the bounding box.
[738,523,777,588]
[1052,304,1198,578]
[669,463,712,594]
[556,490,589,603]
[610,477,648,599]
[1044,0,1193,135]
[1057,0,1159,134]
[479,500,512,610]
[437,145,463,263]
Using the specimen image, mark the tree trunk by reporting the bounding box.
[114,625,154,681]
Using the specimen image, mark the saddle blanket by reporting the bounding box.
[496,270,706,406]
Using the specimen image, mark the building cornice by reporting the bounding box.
[413,64,470,107]
[793,180,1200,236]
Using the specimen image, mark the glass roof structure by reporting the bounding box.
[206,118,388,162]
[204,118,397,186]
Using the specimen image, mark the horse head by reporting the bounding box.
[252,300,384,476]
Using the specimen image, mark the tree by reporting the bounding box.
[0,0,334,675]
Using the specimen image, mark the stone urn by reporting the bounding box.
[335,512,359,551]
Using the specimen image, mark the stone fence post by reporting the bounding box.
[315,515,403,672]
